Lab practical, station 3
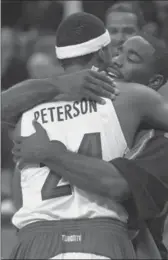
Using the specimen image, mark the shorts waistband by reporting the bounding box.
[16,218,135,259]
[19,217,127,235]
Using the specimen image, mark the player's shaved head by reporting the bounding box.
[55,12,112,69]
[139,33,168,82]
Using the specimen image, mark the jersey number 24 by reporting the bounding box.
[41,133,102,200]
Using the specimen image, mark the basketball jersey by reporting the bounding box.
[12,98,128,229]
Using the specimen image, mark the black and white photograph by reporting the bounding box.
[1,0,168,259]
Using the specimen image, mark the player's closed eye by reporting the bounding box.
[127,53,142,63]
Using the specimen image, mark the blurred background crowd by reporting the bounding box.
[1,0,168,258]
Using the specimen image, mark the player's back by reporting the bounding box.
[12,98,128,229]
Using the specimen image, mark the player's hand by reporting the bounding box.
[53,69,119,104]
[12,121,52,164]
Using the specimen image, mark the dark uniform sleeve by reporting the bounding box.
[112,131,168,221]
[111,131,168,258]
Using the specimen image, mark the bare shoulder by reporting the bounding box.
[116,81,163,104]
[116,81,155,95]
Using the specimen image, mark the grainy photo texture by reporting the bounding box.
[1,1,168,259]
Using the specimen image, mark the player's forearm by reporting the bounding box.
[1,78,61,125]
[43,147,130,201]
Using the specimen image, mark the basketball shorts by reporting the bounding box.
[10,218,136,259]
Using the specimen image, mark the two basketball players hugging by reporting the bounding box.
[2,12,168,259]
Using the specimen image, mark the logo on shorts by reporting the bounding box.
[62,234,82,242]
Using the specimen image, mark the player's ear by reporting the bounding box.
[98,48,106,63]
[97,47,111,71]
[148,74,164,91]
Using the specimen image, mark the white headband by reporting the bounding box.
[55,30,111,59]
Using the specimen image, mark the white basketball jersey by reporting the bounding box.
[12,98,128,229]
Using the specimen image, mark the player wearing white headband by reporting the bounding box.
[10,12,137,260]
[55,29,110,59]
